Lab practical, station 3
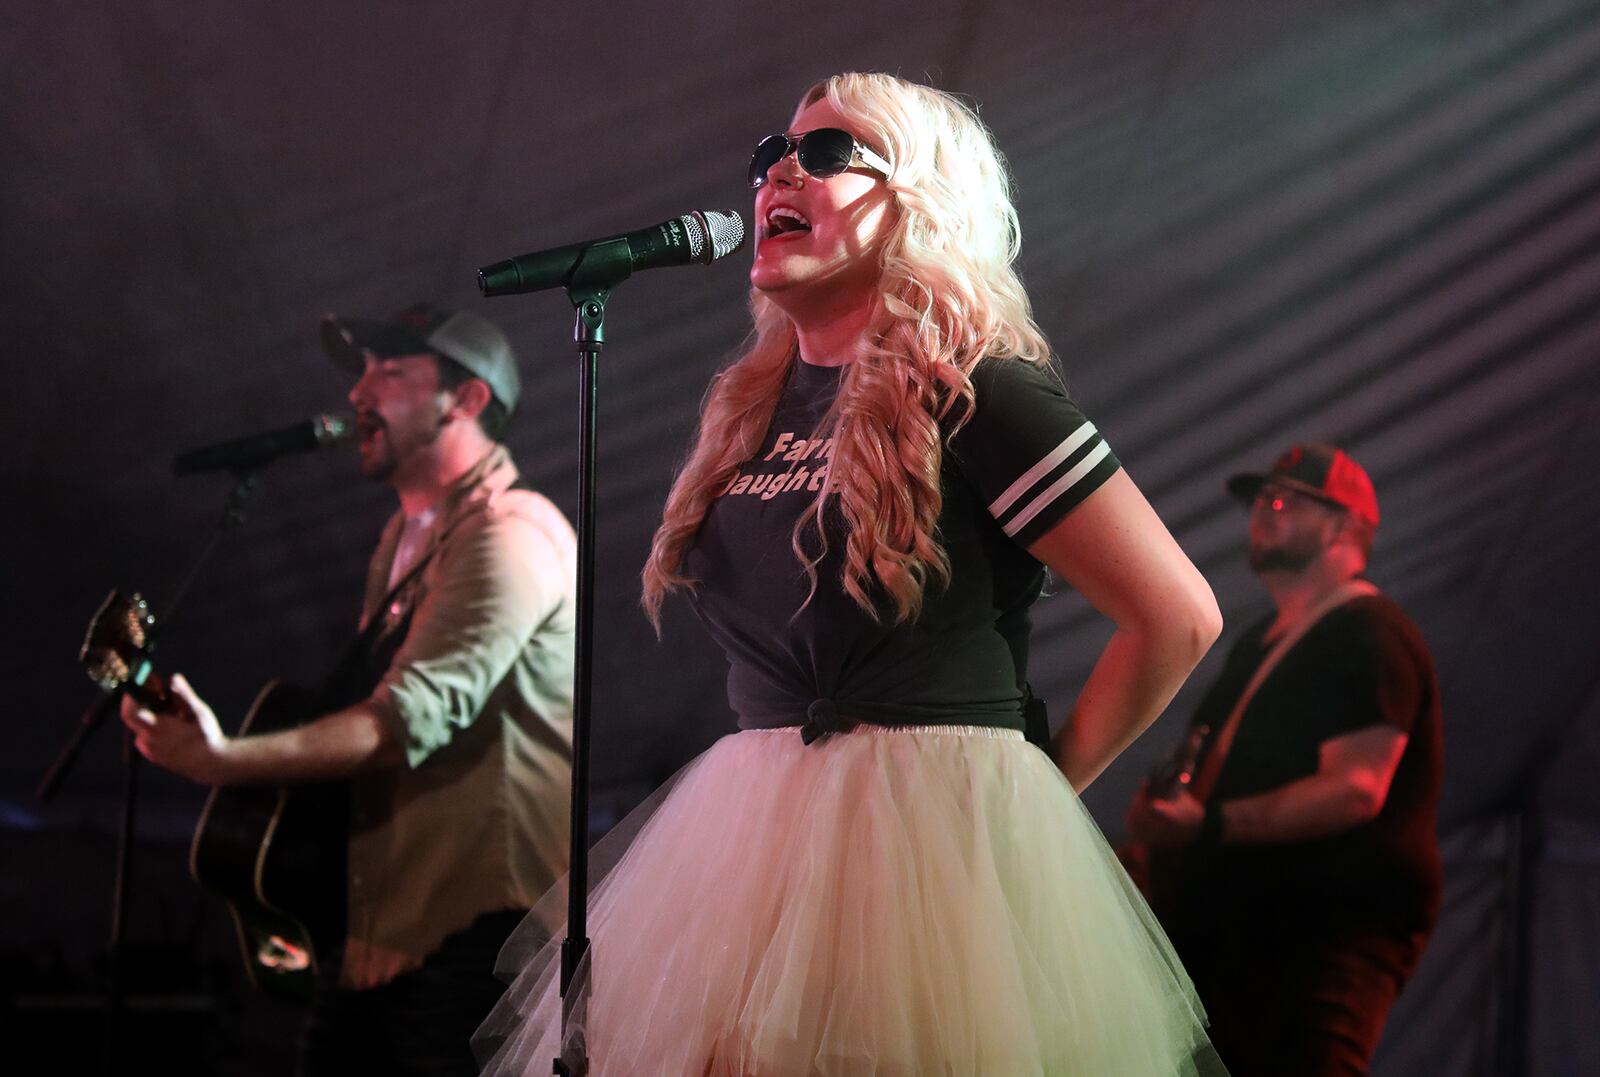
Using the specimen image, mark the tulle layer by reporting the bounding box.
[476,725,1221,1076]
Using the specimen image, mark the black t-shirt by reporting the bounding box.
[683,356,1121,733]
[1170,595,1443,948]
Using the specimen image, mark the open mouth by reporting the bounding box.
[764,206,812,239]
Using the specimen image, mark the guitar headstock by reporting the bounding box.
[80,589,166,703]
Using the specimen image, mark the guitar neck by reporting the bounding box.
[121,663,170,709]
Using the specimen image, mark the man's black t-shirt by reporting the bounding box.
[1171,595,1443,950]
[683,356,1120,733]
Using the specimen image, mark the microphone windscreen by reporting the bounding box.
[699,210,746,262]
[313,413,357,447]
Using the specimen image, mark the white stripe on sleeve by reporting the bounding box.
[987,422,1099,518]
[1000,440,1114,538]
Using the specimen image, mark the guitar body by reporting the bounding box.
[189,680,346,1004]
[80,590,357,1004]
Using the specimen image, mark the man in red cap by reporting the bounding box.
[121,305,574,1075]
[1126,443,1442,1076]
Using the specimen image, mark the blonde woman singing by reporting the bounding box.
[479,72,1227,1077]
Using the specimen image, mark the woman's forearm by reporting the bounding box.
[1055,612,1217,792]
[1025,469,1223,792]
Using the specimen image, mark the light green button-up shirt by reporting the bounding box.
[342,446,574,988]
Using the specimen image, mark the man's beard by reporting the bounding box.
[361,453,397,483]
[359,427,397,482]
[358,413,443,484]
[1249,536,1320,573]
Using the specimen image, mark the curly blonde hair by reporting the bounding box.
[642,72,1050,627]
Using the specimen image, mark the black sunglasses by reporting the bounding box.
[747,128,892,190]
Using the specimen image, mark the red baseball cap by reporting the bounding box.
[1227,443,1380,528]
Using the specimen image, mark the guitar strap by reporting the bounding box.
[317,555,430,712]
[318,477,538,710]
[1189,579,1379,803]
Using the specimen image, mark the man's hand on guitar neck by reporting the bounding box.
[120,673,232,785]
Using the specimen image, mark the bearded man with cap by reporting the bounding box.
[1125,443,1442,1077]
[121,304,575,1076]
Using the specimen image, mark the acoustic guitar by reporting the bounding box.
[81,589,345,1004]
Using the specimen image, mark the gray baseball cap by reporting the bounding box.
[321,302,520,412]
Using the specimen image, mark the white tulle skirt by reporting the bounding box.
[475,724,1223,1076]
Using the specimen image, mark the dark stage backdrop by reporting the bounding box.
[3,1,1597,1073]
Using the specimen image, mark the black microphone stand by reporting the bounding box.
[35,469,259,1077]
[483,214,746,1074]
[480,235,639,1077]
[554,283,606,1077]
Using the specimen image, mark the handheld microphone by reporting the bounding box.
[479,209,746,297]
[173,414,355,476]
